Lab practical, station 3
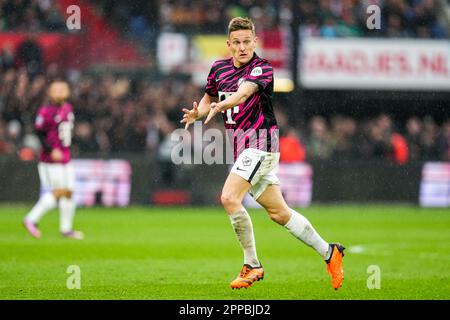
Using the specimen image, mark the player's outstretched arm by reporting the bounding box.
[204,82,258,125]
[180,93,217,130]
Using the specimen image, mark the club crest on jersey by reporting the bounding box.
[250,67,262,77]
[242,156,252,167]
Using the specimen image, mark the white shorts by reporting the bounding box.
[38,162,75,191]
[231,148,280,200]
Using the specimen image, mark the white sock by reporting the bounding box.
[59,197,76,233]
[284,209,331,260]
[229,207,260,267]
[26,192,57,224]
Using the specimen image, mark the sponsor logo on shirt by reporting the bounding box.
[250,67,262,77]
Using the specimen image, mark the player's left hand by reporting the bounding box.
[51,148,63,162]
[204,102,221,125]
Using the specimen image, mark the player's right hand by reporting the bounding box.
[51,149,63,162]
[180,101,199,130]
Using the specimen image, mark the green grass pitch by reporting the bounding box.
[0,204,449,300]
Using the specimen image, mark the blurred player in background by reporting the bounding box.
[23,81,84,240]
[181,17,344,290]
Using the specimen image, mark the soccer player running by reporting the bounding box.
[23,81,84,240]
[181,17,345,290]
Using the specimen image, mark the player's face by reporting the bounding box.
[48,81,70,105]
[227,29,257,68]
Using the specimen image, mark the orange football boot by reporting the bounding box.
[325,243,345,290]
[230,264,264,289]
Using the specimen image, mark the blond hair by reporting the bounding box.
[228,17,255,36]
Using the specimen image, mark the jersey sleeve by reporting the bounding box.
[34,107,48,131]
[244,60,273,91]
[205,64,219,97]
[34,107,52,152]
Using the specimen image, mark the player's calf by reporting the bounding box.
[58,189,83,240]
[266,206,291,225]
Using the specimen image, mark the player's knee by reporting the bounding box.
[64,190,73,199]
[220,193,233,207]
[220,192,240,211]
[52,189,64,199]
[52,188,72,199]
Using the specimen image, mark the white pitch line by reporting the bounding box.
[347,245,365,254]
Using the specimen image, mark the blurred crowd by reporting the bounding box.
[0,67,199,159]
[1,0,449,164]
[84,0,450,39]
[0,0,65,31]
[1,67,449,164]
[278,113,450,164]
[298,0,449,38]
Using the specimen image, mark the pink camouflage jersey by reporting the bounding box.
[205,53,279,159]
[35,102,74,164]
